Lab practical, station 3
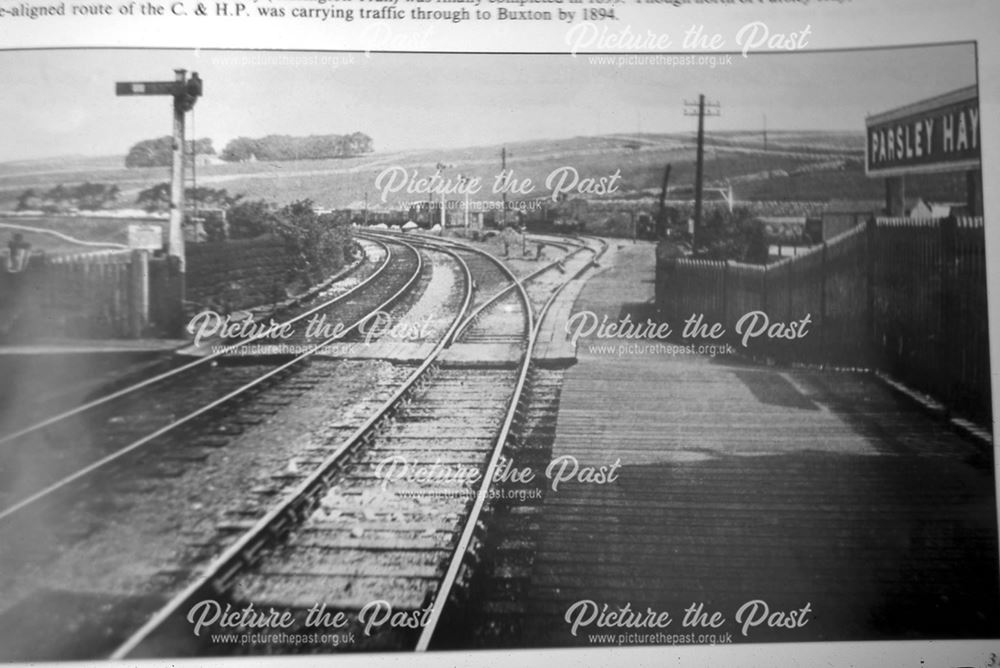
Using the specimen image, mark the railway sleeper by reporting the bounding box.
[213,559,245,594]
[190,435,231,448]
[505,434,526,451]
[242,534,270,565]
[448,562,477,605]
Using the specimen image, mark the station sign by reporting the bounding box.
[865,85,980,177]
[128,224,163,251]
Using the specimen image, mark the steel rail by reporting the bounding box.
[112,231,597,657]
[415,233,603,650]
[0,238,395,446]
[573,234,610,262]
[402,232,591,343]
[0,240,424,522]
[523,233,584,254]
[412,237,535,650]
[109,241,475,660]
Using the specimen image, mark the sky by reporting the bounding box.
[0,43,977,162]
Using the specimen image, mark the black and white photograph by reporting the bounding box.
[0,41,994,663]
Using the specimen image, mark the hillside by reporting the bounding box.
[0,131,969,212]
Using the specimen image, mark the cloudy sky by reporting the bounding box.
[0,43,977,161]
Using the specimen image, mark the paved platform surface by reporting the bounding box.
[519,241,999,646]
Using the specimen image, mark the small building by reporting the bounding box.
[810,200,883,242]
[190,154,224,167]
[754,216,807,244]
[906,198,962,219]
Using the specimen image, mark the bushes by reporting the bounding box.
[16,182,121,212]
[225,198,353,285]
[137,183,240,213]
[227,199,279,239]
[274,200,354,284]
[186,200,354,312]
[686,207,770,264]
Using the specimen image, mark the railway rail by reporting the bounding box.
[107,233,505,656]
[108,233,599,657]
[0,238,426,520]
[0,230,601,660]
[0,236,481,661]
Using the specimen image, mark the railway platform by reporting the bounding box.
[0,338,187,355]
[503,240,999,646]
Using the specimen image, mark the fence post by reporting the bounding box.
[820,241,828,360]
[787,259,793,321]
[940,216,958,415]
[129,249,150,338]
[760,265,767,315]
[721,261,729,328]
[865,216,877,366]
[155,254,186,338]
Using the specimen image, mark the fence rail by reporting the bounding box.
[657,216,990,424]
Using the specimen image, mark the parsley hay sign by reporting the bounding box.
[865,85,980,177]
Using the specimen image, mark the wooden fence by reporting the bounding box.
[870,216,989,423]
[0,235,301,343]
[0,249,182,341]
[657,216,990,423]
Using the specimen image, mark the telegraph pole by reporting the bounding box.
[763,113,770,180]
[170,69,186,267]
[458,175,470,228]
[683,94,720,252]
[435,162,453,228]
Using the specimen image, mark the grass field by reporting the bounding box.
[0,131,969,216]
[0,216,167,254]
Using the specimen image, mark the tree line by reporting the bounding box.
[219,132,373,162]
[123,132,374,167]
[125,136,216,168]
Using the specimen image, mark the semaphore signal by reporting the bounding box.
[116,69,203,272]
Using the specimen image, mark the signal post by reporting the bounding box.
[116,69,203,335]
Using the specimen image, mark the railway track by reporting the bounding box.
[0,237,475,661]
[429,233,610,649]
[0,237,424,520]
[0,230,598,660]
[101,233,495,657]
[102,233,597,658]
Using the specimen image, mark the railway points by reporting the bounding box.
[0,228,591,660]
[452,238,998,648]
[0,230,992,660]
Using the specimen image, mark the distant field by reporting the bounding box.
[0,228,118,255]
[0,131,967,212]
[0,215,166,254]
